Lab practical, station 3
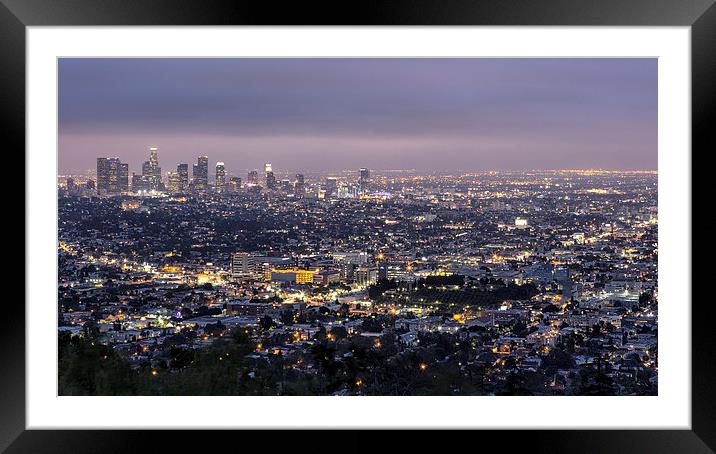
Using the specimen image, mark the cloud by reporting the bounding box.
[58,58,657,172]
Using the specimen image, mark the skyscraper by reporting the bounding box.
[193,156,209,192]
[359,168,370,196]
[131,172,144,192]
[177,163,189,193]
[167,171,180,194]
[265,163,276,190]
[141,147,162,191]
[295,173,305,198]
[96,157,128,194]
[118,162,129,192]
[96,157,110,194]
[248,170,259,185]
[325,177,338,198]
[149,147,160,177]
[141,161,152,188]
[229,176,242,193]
[215,162,226,193]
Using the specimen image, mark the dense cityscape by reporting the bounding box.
[57,147,658,396]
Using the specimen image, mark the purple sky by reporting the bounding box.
[58,58,657,174]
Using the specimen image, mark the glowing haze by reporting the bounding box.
[59,58,657,174]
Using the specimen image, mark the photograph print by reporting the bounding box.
[57,58,658,396]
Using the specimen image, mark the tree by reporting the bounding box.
[204,321,226,336]
[511,321,529,337]
[542,347,576,371]
[330,326,348,340]
[279,309,295,326]
[577,357,616,395]
[499,371,533,396]
[368,279,398,299]
[259,315,274,331]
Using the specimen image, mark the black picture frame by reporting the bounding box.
[3,0,711,452]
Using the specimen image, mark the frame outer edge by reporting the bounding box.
[3,0,713,451]
[0,1,27,452]
[691,1,716,452]
[0,0,714,25]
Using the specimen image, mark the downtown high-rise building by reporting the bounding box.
[229,176,242,193]
[149,147,161,187]
[177,163,189,193]
[167,171,180,194]
[247,170,259,185]
[140,147,162,191]
[295,173,305,197]
[96,157,111,193]
[215,162,226,193]
[118,162,129,192]
[325,177,338,198]
[96,157,129,194]
[193,156,209,192]
[265,163,276,190]
[359,167,370,195]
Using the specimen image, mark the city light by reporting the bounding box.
[60,156,658,397]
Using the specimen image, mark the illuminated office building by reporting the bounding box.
[265,163,277,190]
[118,162,129,192]
[270,268,319,284]
[215,162,226,193]
[177,163,189,193]
[325,177,338,198]
[248,170,259,185]
[167,171,180,194]
[359,167,370,195]
[295,174,305,197]
[96,157,128,194]
[193,156,209,192]
[131,173,144,192]
[338,183,350,199]
[96,157,110,194]
[229,176,242,193]
[140,147,162,191]
[149,147,161,188]
[355,266,378,286]
[231,252,254,277]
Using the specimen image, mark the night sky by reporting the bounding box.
[58,58,657,174]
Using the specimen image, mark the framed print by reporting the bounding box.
[4,0,713,451]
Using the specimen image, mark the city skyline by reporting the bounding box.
[82,145,657,198]
[59,58,657,174]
